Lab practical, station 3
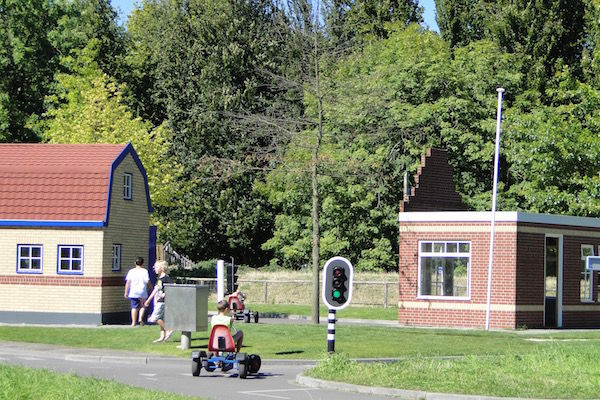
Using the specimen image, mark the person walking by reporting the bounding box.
[145,260,174,342]
[124,257,151,327]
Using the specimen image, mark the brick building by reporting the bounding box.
[0,143,155,324]
[398,149,600,329]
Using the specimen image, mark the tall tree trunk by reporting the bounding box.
[311,96,323,324]
[311,3,322,324]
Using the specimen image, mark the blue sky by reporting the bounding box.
[111,0,439,31]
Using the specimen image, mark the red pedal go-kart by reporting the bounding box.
[191,324,261,379]
[229,292,259,323]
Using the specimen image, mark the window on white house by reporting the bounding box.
[581,245,594,302]
[58,245,83,274]
[17,245,42,273]
[123,173,132,200]
[419,241,470,298]
[112,244,121,271]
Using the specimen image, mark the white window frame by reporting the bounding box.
[112,244,122,271]
[417,240,471,300]
[581,244,594,302]
[123,173,132,200]
[17,244,43,274]
[57,245,84,275]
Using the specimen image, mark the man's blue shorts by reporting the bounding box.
[130,298,144,309]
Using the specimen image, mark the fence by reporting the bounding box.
[157,241,194,270]
[181,278,396,308]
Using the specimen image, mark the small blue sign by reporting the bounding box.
[585,256,600,271]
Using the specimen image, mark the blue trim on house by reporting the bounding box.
[105,143,153,225]
[0,220,104,227]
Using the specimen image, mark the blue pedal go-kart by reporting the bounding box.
[191,324,261,379]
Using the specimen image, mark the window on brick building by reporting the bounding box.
[58,245,84,275]
[17,244,42,274]
[112,244,121,271]
[581,245,594,302]
[123,173,132,200]
[418,241,470,298]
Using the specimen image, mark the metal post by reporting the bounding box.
[327,309,336,353]
[216,260,224,301]
[485,88,505,331]
[384,282,389,308]
[264,281,268,303]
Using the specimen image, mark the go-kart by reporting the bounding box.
[191,324,261,379]
[229,293,259,323]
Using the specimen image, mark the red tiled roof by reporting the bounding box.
[0,144,127,222]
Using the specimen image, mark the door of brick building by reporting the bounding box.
[544,235,563,327]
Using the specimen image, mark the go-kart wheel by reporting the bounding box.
[244,312,251,323]
[254,311,259,323]
[248,354,261,373]
[192,351,206,376]
[191,352,203,376]
[236,352,248,379]
[192,358,201,376]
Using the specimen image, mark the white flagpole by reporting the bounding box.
[485,88,505,331]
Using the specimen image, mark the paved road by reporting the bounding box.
[0,341,398,400]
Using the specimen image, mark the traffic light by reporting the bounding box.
[331,267,347,304]
[226,262,238,293]
[322,257,353,310]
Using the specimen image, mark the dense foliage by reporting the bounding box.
[2,0,600,271]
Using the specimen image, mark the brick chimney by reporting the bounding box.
[400,148,468,212]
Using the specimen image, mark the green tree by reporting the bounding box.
[327,0,422,47]
[503,77,600,216]
[437,0,586,97]
[0,0,125,143]
[41,43,183,228]
[0,0,58,142]
[124,0,292,266]
[583,0,600,86]
[261,24,523,274]
[436,0,487,48]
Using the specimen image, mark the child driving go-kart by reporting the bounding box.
[191,296,261,378]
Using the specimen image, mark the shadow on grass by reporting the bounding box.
[274,350,304,355]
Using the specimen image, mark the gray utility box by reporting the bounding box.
[163,284,208,332]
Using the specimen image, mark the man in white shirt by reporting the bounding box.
[124,257,151,327]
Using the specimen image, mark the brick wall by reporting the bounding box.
[400,148,468,212]
[399,221,600,329]
[398,222,519,329]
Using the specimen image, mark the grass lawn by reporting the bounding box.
[0,363,203,400]
[307,345,600,399]
[2,323,600,360]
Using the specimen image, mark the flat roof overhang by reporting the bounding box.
[398,211,600,229]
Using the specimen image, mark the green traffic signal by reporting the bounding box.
[333,290,341,299]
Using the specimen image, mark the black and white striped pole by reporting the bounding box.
[322,257,353,353]
[327,309,336,352]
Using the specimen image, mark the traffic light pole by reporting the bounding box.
[327,309,336,353]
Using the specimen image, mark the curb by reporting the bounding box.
[295,374,534,400]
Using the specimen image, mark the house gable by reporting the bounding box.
[105,143,153,225]
[400,148,468,212]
